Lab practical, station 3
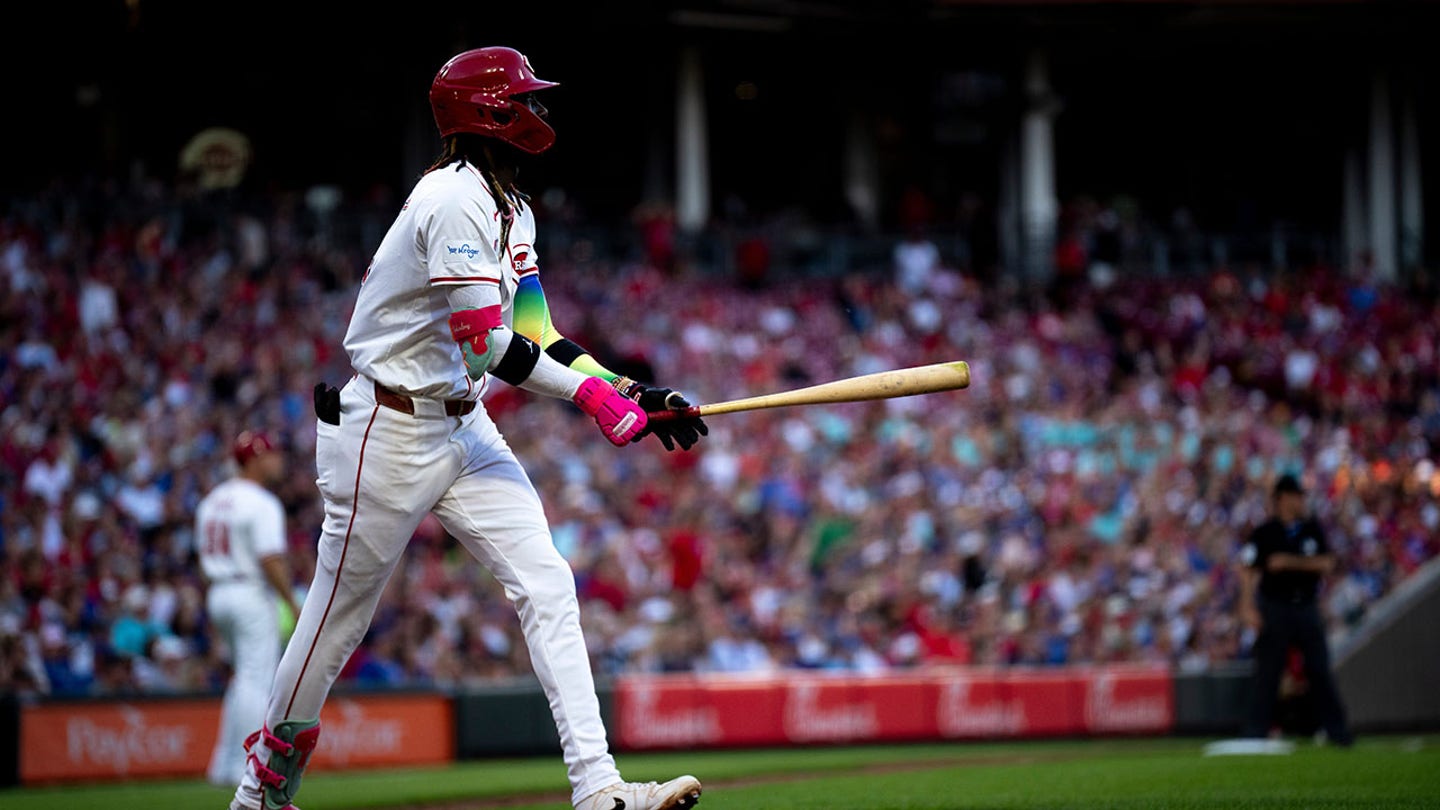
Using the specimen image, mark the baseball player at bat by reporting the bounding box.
[229,48,704,810]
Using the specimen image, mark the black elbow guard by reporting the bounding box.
[491,334,542,385]
[544,338,587,367]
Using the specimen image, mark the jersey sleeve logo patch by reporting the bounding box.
[444,241,485,263]
[510,243,534,272]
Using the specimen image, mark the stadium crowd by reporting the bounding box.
[1,181,1438,696]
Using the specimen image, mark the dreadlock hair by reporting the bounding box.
[426,133,530,252]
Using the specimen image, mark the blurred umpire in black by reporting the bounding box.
[1238,474,1353,745]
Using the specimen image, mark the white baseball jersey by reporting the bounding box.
[196,478,287,582]
[344,164,540,400]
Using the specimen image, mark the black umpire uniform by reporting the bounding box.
[1239,475,1353,744]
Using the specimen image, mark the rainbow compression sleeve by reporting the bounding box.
[511,273,619,382]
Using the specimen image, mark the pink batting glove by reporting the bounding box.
[573,377,648,447]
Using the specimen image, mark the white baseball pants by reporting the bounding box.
[234,377,619,808]
[208,581,280,786]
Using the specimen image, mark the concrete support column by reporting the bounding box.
[1399,86,1424,272]
[1367,69,1398,281]
[675,46,710,233]
[843,114,880,231]
[1019,50,1059,281]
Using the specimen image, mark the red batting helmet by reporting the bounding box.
[232,431,276,467]
[429,47,559,154]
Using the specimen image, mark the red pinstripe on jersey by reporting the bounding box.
[284,404,380,718]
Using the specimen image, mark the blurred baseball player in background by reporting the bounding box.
[199,431,300,788]
[229,47,706,810]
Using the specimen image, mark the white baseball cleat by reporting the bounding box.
[575,775,702,810]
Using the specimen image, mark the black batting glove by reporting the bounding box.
[615,379,708,452]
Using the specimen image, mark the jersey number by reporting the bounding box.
[203,520,231,557]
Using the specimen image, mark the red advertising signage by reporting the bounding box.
[615,665,1172,750]
[21,693,454,783]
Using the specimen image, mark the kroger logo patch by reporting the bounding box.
[443,241,484,263]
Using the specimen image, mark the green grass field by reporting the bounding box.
[3,736,1436,810]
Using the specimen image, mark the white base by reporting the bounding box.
[1203,738,1297,756]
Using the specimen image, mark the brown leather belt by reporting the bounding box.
[373,380,476,417]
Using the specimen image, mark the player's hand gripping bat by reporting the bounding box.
[647,361,970,421]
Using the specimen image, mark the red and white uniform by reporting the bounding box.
[237,165,621,807]
[344,165,538,400]
[198,477,287,787]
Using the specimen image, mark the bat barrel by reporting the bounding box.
[645,360,969,421]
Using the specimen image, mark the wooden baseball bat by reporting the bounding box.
[647,360,970,421]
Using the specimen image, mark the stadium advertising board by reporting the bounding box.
[20,693,453,782]
[615,665,1172,750]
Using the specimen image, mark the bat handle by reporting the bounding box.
[646,406,701,422]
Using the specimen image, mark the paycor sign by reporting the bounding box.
[21,694,453,782]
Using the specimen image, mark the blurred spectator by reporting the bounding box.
[894,228,941,295]
[1,178,1437,696]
